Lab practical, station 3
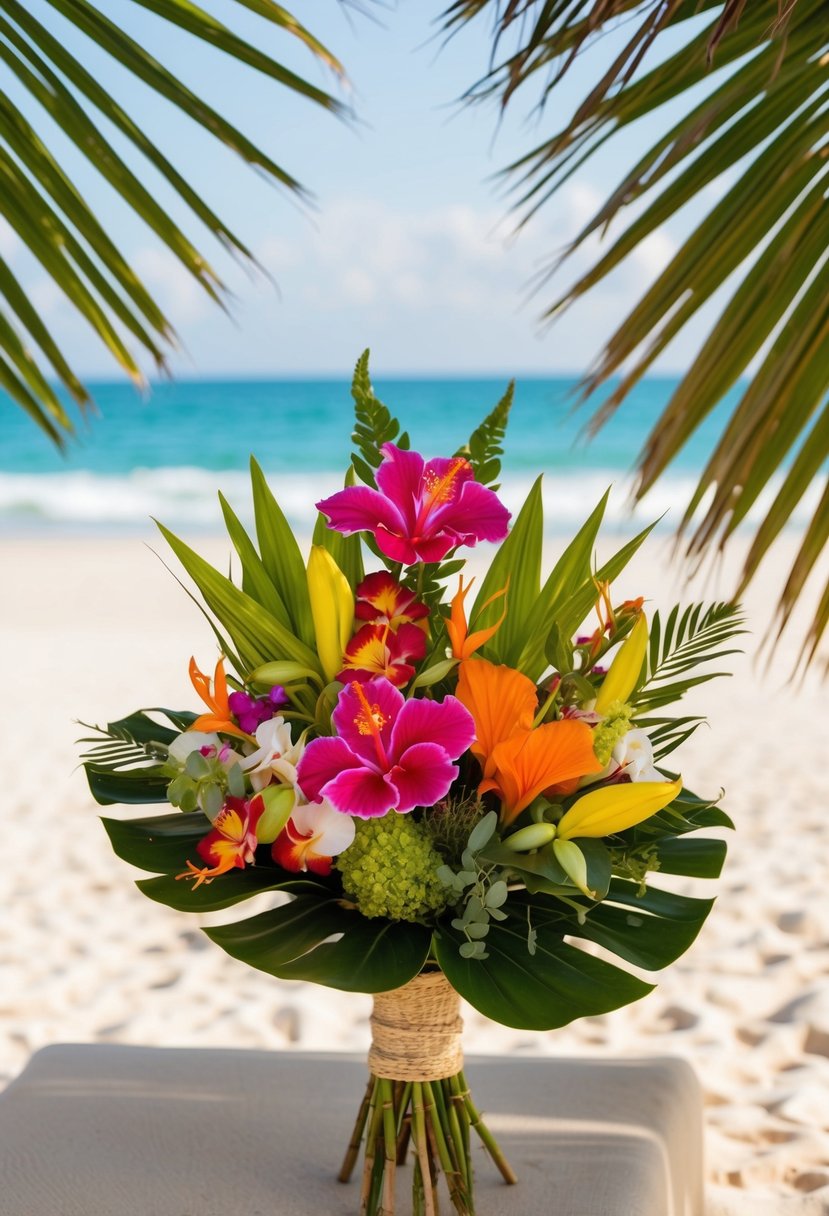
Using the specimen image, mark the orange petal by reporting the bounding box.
[490,719,602,825]
[455,659,537,779]
[446,576,474,660]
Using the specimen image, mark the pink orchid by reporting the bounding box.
[317,443,511,565]
[296,676,475,819]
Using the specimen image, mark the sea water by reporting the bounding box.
[0,376,813,536]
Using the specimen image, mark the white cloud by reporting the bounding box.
[131,247,213,326]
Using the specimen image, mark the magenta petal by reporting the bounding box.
[332,677,404,763]
[317,485,406,539]
[431,480,511,545]
[377,444,424,533]
[324,766,399,818]
[375,526,419,566]
[390,695,475,764]
[393,622,428,662]
[390,742,458,813]
[296,737,362,802]
[412,533,455,563]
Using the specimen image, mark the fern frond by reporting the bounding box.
[455,379,514,490]
[78,708,195,770]
[350,349,408,487]
[634,601,747,711]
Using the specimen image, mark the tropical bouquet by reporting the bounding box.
[81,353,742,1216]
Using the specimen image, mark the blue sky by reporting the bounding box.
[5,2,727,377]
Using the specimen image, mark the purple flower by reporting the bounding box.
[317,443,511,566]
[296,676,475,819]
[228,685,288,735]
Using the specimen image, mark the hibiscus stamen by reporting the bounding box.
[423,457,469,507]
[352,681,390,767]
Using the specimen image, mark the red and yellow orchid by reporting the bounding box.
[176,795,264,887]
[338,621,427,688]
[272,801,356,876]
[355,571,429,633]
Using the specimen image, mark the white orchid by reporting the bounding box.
[239,716,305,792]
[167,731,242,769]
[611,728,662,783]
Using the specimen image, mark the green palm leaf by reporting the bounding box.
[0,0,347,442]
[444,0,829,666]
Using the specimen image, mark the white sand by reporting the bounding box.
[3,529,829,1212]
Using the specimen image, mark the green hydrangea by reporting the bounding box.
[336,813,450,922]
[591,700,633,766]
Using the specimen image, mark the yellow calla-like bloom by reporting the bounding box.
[557,776,682,840]
[594,611,648,713]
[307,545,354,683]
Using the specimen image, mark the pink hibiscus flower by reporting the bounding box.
[317,444,511,565]
[296,677,475,819]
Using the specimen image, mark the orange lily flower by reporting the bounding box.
[486,720,602,825]
[456,658,536,781]
[189,656,249,740]
[456,657,602,825]
[446,576,509,661]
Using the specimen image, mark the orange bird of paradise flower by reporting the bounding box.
[188,656,250,740]
[457,658,601,825]
[445,576,509,661]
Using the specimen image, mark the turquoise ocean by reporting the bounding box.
[0,377,810,536]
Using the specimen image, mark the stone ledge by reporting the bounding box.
[0,1045,704,1215]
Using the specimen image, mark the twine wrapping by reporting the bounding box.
[368,970,463,1082]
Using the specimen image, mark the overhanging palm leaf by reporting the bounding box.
[0,0,346,444]
[444,0,829,667]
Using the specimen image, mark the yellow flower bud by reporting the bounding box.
[307,545,354,682]
[594,611,648,713]
[557,776,682,840]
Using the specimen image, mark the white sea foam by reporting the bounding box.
[0,466,819,535]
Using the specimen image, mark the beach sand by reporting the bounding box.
[3,529,828,1213]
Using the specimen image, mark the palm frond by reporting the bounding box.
[634,600,747,711]
[443,0,829,666]
[0,0,347,442]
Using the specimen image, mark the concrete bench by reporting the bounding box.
[0,1045,704,1214]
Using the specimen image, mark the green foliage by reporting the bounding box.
[436,893,654,1030]
[435,811,509,960]
[157,519,321,678]
[206,895,433,992]
[455,380,514,489]
[634,601,747,712]
[471,475,543,665]
[1,0,346,442]
[443,0,829,666]
[350,349,409,487]
[79,708,196,805]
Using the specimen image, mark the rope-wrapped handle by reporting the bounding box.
[369,970,463,1082]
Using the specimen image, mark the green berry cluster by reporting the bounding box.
[336,812,450,922]
[591,700,633,766]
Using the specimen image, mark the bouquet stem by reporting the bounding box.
[339,971,516,1216]
[340,1070,516,1216]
